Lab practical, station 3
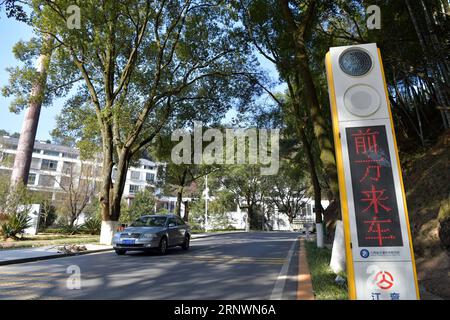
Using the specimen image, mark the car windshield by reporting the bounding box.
[130,216,167,227]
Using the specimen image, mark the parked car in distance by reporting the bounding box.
[112,214,191,255]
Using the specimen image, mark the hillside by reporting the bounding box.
[403,130,450,299]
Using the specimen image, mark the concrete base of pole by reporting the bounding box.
[316,223,324,248]
[330,220,346,274]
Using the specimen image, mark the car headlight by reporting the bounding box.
[141,233,156,239]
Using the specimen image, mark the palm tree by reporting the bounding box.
[10,35,53,188]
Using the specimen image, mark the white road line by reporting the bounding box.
[270,237,298,300]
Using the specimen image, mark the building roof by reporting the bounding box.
[0,136,80,156]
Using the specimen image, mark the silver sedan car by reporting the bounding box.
[112,214,191,255]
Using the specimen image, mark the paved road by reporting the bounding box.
[0,232,302,300]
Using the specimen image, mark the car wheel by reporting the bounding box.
[181,235,190,250]
[158,237,168,255]
[115,249,127,255]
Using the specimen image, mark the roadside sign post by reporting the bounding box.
[325,43,420,300]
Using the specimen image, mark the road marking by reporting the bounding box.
[0,282,53,288]
[169,255,286,265]
[270,237,298,300]
[0,271,56,276]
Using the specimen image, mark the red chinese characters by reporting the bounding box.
[347,126,402,247]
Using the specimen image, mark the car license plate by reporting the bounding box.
[122,239,135,245]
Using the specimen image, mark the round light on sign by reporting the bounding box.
[344,84,381,117]
[339,48,373,77]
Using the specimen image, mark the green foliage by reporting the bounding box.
[0,178,34,239]
[438,198,450,222]
[304,240,348,300]
[156,207,170,215]
[128,189,156,219]
[83,217,102,235]
[0,210,32,240]
[59,223,84,235]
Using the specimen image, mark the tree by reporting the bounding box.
[151,132,219,218]
[55,160,99,227]
[7,35,54,189]
[128,189,156,220]
[1,1,56,188]
[238,3,329,234]
[266,162,307,225]
[218,164,266,230]
[15,0,261,244]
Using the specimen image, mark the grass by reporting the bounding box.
[304,240,348,300]
[0,233,100,250]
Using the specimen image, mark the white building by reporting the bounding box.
[203,197,329,231]
[0,136,160,208]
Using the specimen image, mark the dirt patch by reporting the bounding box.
[403,131,450,299]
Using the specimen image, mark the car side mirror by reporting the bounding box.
[168,223,176,228]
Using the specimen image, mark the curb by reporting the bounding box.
[297,239,315,300]
[0,248,114,267]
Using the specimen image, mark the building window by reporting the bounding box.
[38,175,55,187]
[28,173,36,185]
[62,162,75,174]
[130,171,141,180]
[43,150,60,157]
[60,176,71,188]
[41,159,58,171]
[62,152,79,159]
[33,149,41,154]
[30,158,40,170]
[146,172,155,183]
[129,184,140,194]
[143,165,155,170]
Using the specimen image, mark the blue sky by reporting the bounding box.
[0,10,283,141]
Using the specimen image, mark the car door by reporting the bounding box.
[175,216,187,244]
[167,217,179,246]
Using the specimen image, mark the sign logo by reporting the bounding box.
[375,271,394,290]
[360,249,370,258]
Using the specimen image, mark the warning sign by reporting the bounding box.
[326,43,420,300]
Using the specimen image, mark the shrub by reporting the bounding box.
[83,218,101,235]
[38,202,58,232]
[60,224,84,235]
[0,210,32,239]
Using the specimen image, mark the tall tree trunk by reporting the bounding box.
[298,127,323,224]
[278,0,339,198]
[99,127,116,244]
[110,150,130,221]
[10,36,53,188]
[286,76,326,225]
[175,168,188,216]
[183,201,190,222]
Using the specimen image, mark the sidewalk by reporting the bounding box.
[0,244,113,266]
